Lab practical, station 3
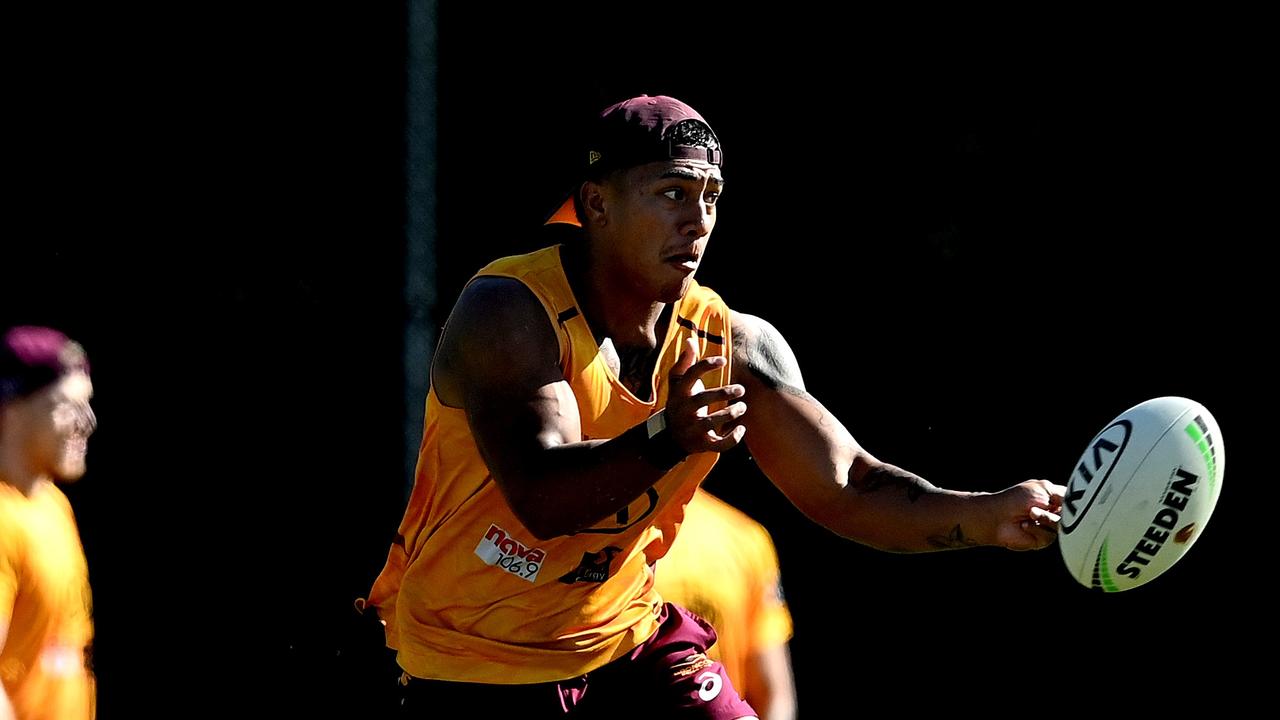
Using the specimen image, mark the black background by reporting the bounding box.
[4,5,1266,716]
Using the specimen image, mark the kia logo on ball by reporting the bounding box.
[1061,419,1132,534]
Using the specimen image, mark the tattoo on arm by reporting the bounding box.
[857,465,929,503]
[733,316,807,397]
[928,525,979,549]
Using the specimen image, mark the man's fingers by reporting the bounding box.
[1041,481,1067,503]
[1029,506,1061,526]
[692,385,745,408]
[670,337,699,379]
[697,402,747,433]
[672,356,727,395]
[669,338,732,391]
[705,424,747,452]
[1015,521,1060,550]
[666,339,739,451]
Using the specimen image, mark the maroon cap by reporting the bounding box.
[546,95,722,226]
[0,326,90,404]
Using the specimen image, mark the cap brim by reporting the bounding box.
[544,196,582,227]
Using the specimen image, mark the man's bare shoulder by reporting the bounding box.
[729,310,806,397]
[433,276,561,406]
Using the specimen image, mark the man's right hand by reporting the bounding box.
[665,337,748,454]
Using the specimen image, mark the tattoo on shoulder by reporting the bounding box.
[858,466,927,503]
[733,316,807,397]
[928,525,978,550]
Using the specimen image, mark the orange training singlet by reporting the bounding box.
[0,481,95,720]
[368,245,733,683]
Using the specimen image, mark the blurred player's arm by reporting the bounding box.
[2,565,16,720]
[746,643,796,720]
[437,278,743,540]
[729,310,1062,552]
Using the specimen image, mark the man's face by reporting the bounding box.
[4,372,97,481]
[595,158,723,302]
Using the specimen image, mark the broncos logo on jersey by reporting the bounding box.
[559,546,623,584]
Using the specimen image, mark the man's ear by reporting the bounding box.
[581,180,608,227]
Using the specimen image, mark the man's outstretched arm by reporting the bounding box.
[730,310,1063,552]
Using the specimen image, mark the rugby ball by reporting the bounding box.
[1059,396,1224,591]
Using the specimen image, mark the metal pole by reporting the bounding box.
[404,0,437,498]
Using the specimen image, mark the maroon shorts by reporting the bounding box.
[398,603,756,719]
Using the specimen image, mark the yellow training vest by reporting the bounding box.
[368,245,733,683]
[654,489,793,698]
[0,482,95,720]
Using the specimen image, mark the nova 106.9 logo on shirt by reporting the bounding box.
[474,523,546,582]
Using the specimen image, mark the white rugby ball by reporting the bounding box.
[1059,396,1224,592]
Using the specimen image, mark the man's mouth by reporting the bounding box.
[64,435,87,456]
[664,250,700,271]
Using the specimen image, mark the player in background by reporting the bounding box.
[1,326,97,720]
[656,488,796,720]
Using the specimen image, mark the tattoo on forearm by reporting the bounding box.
[928,525,978,549]
[859,466,927,503]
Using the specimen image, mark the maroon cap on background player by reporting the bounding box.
[0,326,91,404]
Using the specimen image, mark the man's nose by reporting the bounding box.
[681,199,712,237]
[78,403,97,434]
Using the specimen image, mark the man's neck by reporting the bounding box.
[0,450,46,497]
[562,242,667,351]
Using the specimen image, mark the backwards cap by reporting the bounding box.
[546,95,722,227]
[0,326,90,404]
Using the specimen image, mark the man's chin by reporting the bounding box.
[659,276,694,303]
[55,459,88,482]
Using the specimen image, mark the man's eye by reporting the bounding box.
[663,188,684,201]
[704,192,720,205]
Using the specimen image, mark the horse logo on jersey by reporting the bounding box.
[558,546,623,584]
